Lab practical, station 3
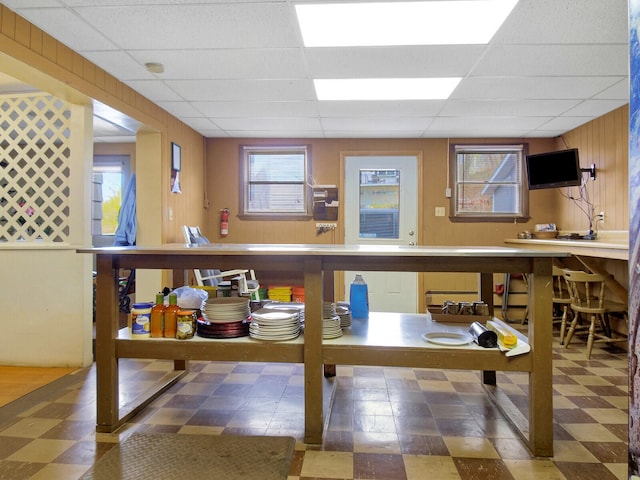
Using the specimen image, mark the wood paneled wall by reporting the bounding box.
[203,137,572,246]
[555,106,629,233]
[554,106,630,293]
[203,137,568,304]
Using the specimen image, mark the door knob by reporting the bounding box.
[409,241,415,246]
[408,230,414,236]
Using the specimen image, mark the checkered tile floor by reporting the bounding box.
[0,329,629,480]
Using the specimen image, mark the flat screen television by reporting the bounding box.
[525,148,582,190]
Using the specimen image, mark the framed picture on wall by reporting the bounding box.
[172,142,181,171]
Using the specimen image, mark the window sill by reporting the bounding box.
[449,215,530,223]
[238,214,313,221]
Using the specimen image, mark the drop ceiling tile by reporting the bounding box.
[63,0,282,6]
[126,48,308,80]
[198,130,228,138]
[317,100,445,117]
[320,117,430,131]
[4,0,63,8]
[535,116,595,132]
[323,130,425,138]
[81,51,155,81]
[304,45,485,78]
[425,129,532,138]
[594,79,630,100]
[429,116,552,132]
[452,77,627,100]
[74,3,299,50]
[164,79,315,102]
[179,117,220,131]
[474,44,628,77]
[212,117,323,132]
[440,99,581,117]
[493,0,628,44]
[14,7,118,51]
[221,129,324,138]
[196,101,317,117]
[562,99,629,116]
[156,101,204,118]
[124,80,183,102]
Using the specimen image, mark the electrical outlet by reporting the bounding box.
[598,211,605,224]
[315,223,337,229]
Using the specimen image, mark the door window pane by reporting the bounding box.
[359,169,400,239]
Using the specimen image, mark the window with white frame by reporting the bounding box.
[451,144,527,220]
[91,155,129,236]
[240,145,311,218]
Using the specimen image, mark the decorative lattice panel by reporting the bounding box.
[0,95,71,242]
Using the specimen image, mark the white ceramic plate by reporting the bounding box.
[422,332,473,346]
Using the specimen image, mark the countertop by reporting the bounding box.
[504,231,628,260]
[79,243,568,258]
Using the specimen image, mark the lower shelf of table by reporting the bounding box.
[115,312,531,373]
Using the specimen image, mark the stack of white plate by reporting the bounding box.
[250,308,301,341]
[323,302,336,318]
[322,316,343,339]
[202,297,251,323]
[261,302,305,325]
[335,304,352,328]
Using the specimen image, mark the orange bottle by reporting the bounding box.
[164,293,179,338]
[150,293,165,338]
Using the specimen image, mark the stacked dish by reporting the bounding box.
[323,302,336,318]
[261,302,305,325]
[197,297,251,338]
[249,308,301,341]
[321,302,343,339]
[322,316,343,339]
[335,304,352,328]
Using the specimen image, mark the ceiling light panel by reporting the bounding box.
[314,78,461,101]
[295,0,519,47]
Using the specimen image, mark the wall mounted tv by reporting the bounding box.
[525,148,582,190]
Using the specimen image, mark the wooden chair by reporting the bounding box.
[562,268,627,359]
[552,265,572,345]
[181,226,261,300]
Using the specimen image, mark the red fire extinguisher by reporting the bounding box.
[220,208,230,237]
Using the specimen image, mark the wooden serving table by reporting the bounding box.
[79,244,565,456]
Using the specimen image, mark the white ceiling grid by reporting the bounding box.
[0,0,630,139]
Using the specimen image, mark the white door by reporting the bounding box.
[344,155,418,313]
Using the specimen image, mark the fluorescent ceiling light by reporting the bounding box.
[314,78,462,101]
[296,0,519,47]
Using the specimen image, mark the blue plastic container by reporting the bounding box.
[349,274,369,319]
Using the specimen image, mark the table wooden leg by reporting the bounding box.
[482,371,497,385]
[95,255,120,432]
[479,272,497,384]
[323,271,337,378]
[304,258,324,444]
[528,258,554,456]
